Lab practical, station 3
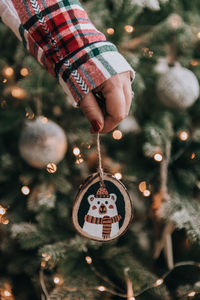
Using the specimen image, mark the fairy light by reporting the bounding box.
[4,290,11,297]
[197,32,200,39]
[106,28,115,35]
[11,87,26,99]
[3,78,7,83]
[42,117,48,123]
[41,261,46,268]
[21,185,30,195]
[124,25,135,33]
[75,157,84,164]
[154,278,164,287]
[97,286,106,292]
[114,172,122,180]
[46,163,57,174]
[53,276,60,284]
[73,147,80,156]
[188,291,196,297]
[190,59,199,67]
[179,130,189,141]
[112,130,123,140]
[0,206,6,215]
[3,66,14,77]
[154,153,163,162]
[20,67,29,77]
[138,181,146,192]
[2,218,9,225]
[191,153,196,159]
[143,190,151,197]
[25,112,35,119]
[85,256,92,264]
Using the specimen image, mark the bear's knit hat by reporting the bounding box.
[96,186,109,198]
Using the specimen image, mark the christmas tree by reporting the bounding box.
[1,0,200,299]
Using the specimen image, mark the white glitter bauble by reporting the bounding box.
[19,116,67,168]
[156,63,199,109]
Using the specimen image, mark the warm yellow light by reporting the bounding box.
[3,78,7,83]
[143,190,151,197]
[124,25,135,33]
[190,59,199,67]
[97,286,106,292]
[106,28,115,35]
[11,87,26,99]
[20,67,29,77]
[53,276,60,284]
[25,112,35,119]
[3,66,14,77]
[197,32,200,39]
[191,153,196,159]
[42,253,47,258]
[73,147,80,156]
[42,117,48,123]
[41,261,46,268]
[4,290,11,297]
[45,255,51,261]
[75,158,84,164]
[2,218,9,225]
[188,291,196,297]
[85,256,92,264]
[21,185,30,195]
[114,172,122,180]
[179,130,189,141]
[112,130,123,140]
[0,206,6,215]
[154,278,164,286]
[46,163,57,174]
[139,181,147,192]
[154,153,163,162]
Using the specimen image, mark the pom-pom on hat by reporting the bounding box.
[96,186,109,198]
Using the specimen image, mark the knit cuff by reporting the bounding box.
[58,41,135,103]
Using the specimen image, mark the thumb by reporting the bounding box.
[80,91,104,133]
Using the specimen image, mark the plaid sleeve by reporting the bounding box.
[1,0,135,103]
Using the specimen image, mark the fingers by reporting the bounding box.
[100,73,132,133]
[80,91,104,133]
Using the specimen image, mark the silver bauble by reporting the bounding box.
[19,116,67,168]
[156,63,199,109]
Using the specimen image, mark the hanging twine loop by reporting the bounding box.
[97,133,105,187]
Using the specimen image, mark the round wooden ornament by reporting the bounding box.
[72,172,133,242]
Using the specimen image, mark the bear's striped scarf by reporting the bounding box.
[84,215,121,239]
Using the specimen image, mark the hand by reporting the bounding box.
[80,72,133,133]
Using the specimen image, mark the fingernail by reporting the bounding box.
[90,120,101,132]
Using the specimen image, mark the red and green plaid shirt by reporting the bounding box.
[0,0,135,103]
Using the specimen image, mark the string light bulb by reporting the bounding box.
[188,291,196,297]
[191,153,196,159]
[42,117,48,123]
[20,67,29,77]
[21,185,30,195]
[154,278,164,286]
[73,147,80,156]
[154,153,163,162]
[139,181,146,192]
[190,60,199,67]
[106,28,115,35]
[3,66,14,77]
[3,78,7,83]
[0,206,6,215]
[143,190,151,197]
[124,25,134,33]
[85,256,92,264]
[46,162,57,174]
[114,172,122,180]
[75,157,84,164]
[97,286,106,292]
[112,130,123,140]
[179,130,189,141]
[11,87,26,99]
[4,290,11,297]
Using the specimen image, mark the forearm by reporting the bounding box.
[0,0,135,102]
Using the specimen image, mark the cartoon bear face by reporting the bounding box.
[87,193,118,218]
